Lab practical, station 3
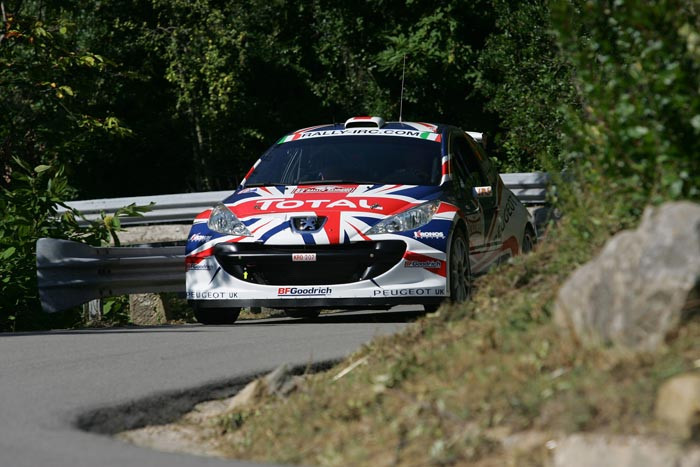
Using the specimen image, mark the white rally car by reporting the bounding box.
[185,116,535,324]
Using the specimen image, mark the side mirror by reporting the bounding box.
[473,186,493,198]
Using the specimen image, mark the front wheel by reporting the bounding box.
[449,229,472,303]
[194,307,241,325]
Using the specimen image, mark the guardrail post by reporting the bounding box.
[84,299,102,321]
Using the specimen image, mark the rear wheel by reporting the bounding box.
[284,308,321,319]
[521,226,536,254]
[449,229,472,303]
[194,307,241,325]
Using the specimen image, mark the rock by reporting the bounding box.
[225,379,267,411]
[655,373,700,439]
[223,363,302,412]
[117,224,192,245]
[129,293,166,325]
[117,423,223,457]
[264,363,293,394]
[554,202,700,351]
[551,433,700,467]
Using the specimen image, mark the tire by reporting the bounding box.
[194,307,241,325]
[449,228,472,303]
[521,226,536,254]
[284,309,321,319]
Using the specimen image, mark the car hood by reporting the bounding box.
[213,184,442,245]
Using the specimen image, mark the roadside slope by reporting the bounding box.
[151,219,700,466]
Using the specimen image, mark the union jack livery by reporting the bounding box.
[185,116,535,324]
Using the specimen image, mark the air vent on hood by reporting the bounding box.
[344,116,386,129]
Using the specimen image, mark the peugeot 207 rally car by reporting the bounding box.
[185,116,535,324]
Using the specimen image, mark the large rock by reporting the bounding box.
[554,202,700,351]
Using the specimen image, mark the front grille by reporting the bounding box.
[213,241,406,285]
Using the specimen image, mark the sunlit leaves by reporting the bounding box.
[552,0,700,213]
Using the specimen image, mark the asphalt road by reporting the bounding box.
[0,307,422,467]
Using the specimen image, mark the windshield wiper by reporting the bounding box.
[296,179,377,185]
[242,182,288,188]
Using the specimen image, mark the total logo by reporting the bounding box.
[278,287,333,297]
[413,230,445,240]
[253,198,383,211]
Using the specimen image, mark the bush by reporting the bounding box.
[0,157,148,331]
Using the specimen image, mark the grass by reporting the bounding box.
[128,214,700,465]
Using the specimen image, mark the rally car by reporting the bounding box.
[185,116,535,324]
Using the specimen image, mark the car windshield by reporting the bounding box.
[244,135,443,186]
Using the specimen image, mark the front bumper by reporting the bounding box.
[187,254,447,310]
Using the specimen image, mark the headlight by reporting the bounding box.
[366,200,440,234]
[207,203,252,236]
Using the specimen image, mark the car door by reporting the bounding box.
[449,132,501,272]
[465,136,503,255]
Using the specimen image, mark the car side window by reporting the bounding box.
[453,136,489,188]
[467,138,497,186]
[450,148,470,192]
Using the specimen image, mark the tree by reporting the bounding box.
[552,0,700,222]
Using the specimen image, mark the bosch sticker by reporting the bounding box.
[413,230,445,240]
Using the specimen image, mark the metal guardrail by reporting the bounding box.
[500,172,550,205]
[37,239,184,313]
[57,190,233,226]
[40,172,551,312]
[57,173,549,226]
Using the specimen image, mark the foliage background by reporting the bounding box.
[1,0,698,330]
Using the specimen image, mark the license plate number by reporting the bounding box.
[292,253,316,262]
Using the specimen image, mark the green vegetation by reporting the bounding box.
[0,157,149,330]
[553,0,700,223]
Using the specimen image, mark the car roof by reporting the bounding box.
[278,117,485,145]
[286,120,448,136]
[276,118,457,145]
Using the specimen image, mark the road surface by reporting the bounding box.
[0,308,421,467]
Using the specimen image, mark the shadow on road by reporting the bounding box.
[235,307,428,326]
[0,324,219,338]
[1,307,429,337]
